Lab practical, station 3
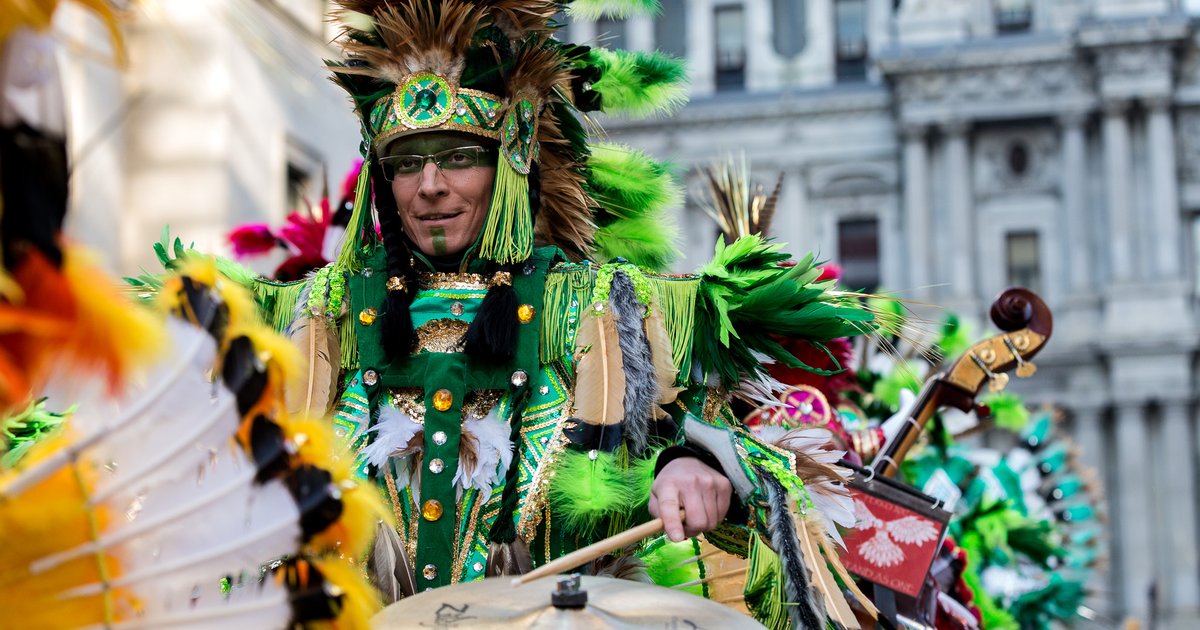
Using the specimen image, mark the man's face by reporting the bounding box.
[384,132,496,258]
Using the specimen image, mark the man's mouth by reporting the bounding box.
[418,211,462,222]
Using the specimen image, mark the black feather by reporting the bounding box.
[371,163,417,359]
[464,263,520,361]
[760,467,826,629]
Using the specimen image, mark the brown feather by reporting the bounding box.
[285,315,340,417]
[646,309,683,406]
[534,106,595,258]
[573,309,626,425]
[590,547,650,582]
[756,172,784,238]
[339,0,486,84]
[486,540,533,576]
[816,527,880,620]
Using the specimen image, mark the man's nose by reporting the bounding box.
[416,162,447,197]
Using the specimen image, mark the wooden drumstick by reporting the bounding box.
[511,517,667,586]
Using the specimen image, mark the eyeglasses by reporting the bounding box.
[378,146,495,181]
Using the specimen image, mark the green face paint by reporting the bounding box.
[431,227,448,255]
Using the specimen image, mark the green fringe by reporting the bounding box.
[251,279,307,333]
[649,276,697,383]
[340,314,359,371]
[334,159,372,275]
[480,156,533,264]
[541,267,594,364]
[743,532,788,630]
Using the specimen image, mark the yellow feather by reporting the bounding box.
[572,308,625,425]
[307,556,382,630]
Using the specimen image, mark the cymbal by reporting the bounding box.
[372,574,765,629]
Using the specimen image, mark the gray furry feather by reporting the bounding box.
[367,520,415,604]
[760,466,826,629]
[609,270,657,456]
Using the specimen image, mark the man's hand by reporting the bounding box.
[649,457,733,542]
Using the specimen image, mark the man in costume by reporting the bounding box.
[257,1,888,625]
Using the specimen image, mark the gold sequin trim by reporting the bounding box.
[414,318,470,353]
[516,392,571,540]
[388,388,503,424]
[418,271,489,291]
[452,493,486,583]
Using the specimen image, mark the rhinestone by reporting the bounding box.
[429,458,445,474]
[540,437,549,445]
[588,449,599,461]
[514,154,523,164]
[524,262,536,275]
[363,370,378,387]
[523,108,532,121]
[450,302,465,316]
[423,564,438,580]
[335,428,346,438]
[456,104,467,116]
[473,562,484,572]
[433,431,447,445]
[433,389,453,411]
[539,385,549,395]
[422,500,443,521]
[798,402,814,415]
[517,304,536,323]
[358,307,378,326]
[592,303,605,314]
[570,300,579,308]
[583,81,593,91]
[511,370,529,387]
[487,109,496,119]
[362,267,373,278]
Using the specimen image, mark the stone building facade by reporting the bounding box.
[591,0,1200,625]
[58,0,360,274]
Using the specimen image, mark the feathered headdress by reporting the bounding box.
[327,0,687,268]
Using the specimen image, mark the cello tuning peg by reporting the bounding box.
[1004,335,1037,378]
[988,372,1010,392]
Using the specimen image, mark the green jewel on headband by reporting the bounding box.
[368,72,504,153]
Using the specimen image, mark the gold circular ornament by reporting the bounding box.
[358,308,378,326]
[517,304,536,323]
[422,500,443,522]
[395,72,454,129]
[432,389,453,412]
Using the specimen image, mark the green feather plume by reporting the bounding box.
[640,538,704,596]
[981,392,1029,431]
[547,449,642,536]
[566,0,661,20]
[592,212,680,271]
[588,48,688,118]
[936,313,973,360]
[693,235,878,387]
[588,142,683,219]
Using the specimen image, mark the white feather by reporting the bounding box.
[362,403,423,468]
[454,408,514,505]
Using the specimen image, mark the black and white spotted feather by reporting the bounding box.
[760,467,827,629]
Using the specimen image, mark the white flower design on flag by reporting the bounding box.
[852,498,940,568]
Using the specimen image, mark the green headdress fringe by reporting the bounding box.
[480,156,534,264]
[587,48,688,118]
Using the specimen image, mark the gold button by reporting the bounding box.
[358,307,378,326]
[517,304,536,323]
[422,499,443,521]
[432,389,453,412]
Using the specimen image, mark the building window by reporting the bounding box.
[286,163,312,213]
[834,0,867,83]
[1005,231,1041,293]
[655,0,687,56]
[838,217,881,291]
[596,16,627,49]
[772,0,806,58]
[995,0,1033,34]
[714,5,746,92]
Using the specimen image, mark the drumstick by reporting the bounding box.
[511,517,666,586]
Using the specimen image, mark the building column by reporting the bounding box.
[943,120,974,300]
[902,124,931,296]
[1060,111,1091,294]
[1160,399,1200,625]
[1145,97,1182,278]
[570,18,596,45]
[1115,401,1156,619]
[1102,101,1135,283]
[1068,403,1111,622]
[625,15,654,52]
[686,0,714,96]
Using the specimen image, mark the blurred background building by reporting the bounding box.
[52,0,1200,626]
[592,0,1200,625]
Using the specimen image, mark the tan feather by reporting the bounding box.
[795,507,861,629]
[646,308,683,406]
[285,315,340,417]
[816,526,880,620]
[573,309,626,425]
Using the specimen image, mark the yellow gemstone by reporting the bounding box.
[517,303,536,323]
[358,308,378,326]
[422,499,443,521]
[432,389,453,412]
